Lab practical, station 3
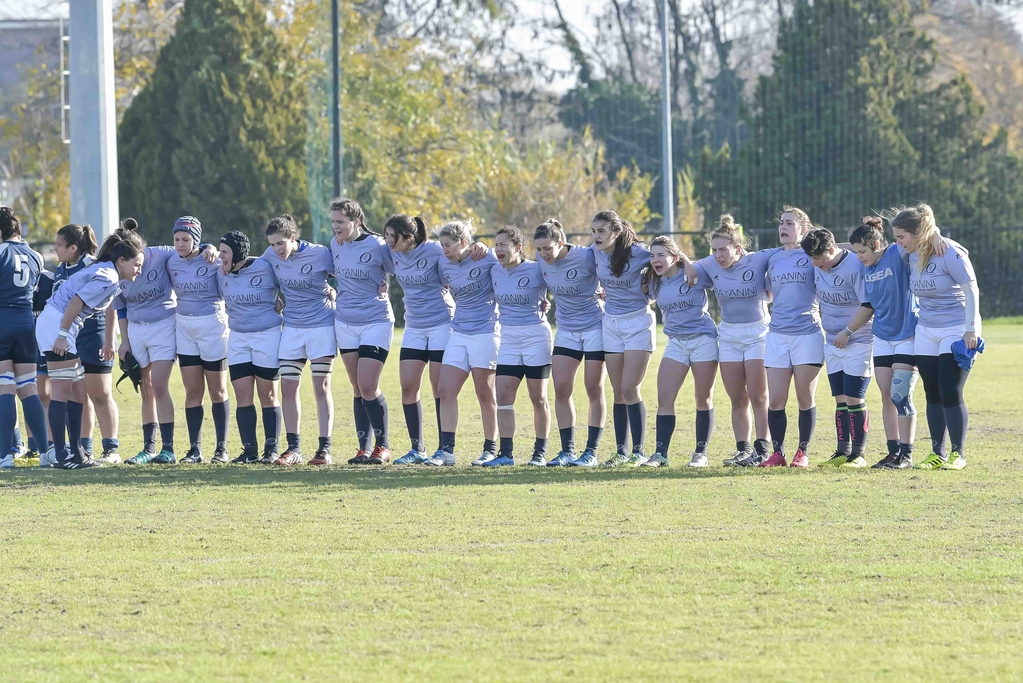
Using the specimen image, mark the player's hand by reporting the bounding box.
[597,287,606,302]
[963,331,978,350]
[834,330,849,349]
[378,282,388,297]
[275,299,285,314]
[52,337,70,357]
[930,232,947,257]
[101,340,115,361]
[470,242,489,261]
[541,299,551,314]
[684,261,699,287]
[118,341,131,361]
[327,285,337,302]
[202,244,219,263]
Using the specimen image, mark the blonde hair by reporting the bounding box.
[437,219,476,244]
[709,213,749,251]
[889,204,938,272]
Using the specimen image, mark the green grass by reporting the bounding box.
[3,322,1022,681]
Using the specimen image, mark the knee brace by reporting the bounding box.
[310,359,333,378]
[15,373,36,388]
[279,359,305,381]
[890,368,918,417]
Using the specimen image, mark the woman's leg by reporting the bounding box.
[205,368,230,456]
[399,358,428,453]
[437,364,469,453]
[767,367,793,457]
[45,360,76,463]
[86,373,118,457]
[720,362,751,446]
[496,374,521,460]
[179,363,207,454]
[340,351,370,453]
[792,363,822,461]
[471,368,498,444]
[937,353,970,465]
[358,356,388,453]
[891,362,918,458]
[583,359,607,452]
[621,350,652,457]
[605,352,629,455]
[874,366,899,451]
[691,360,717,460]
[309,355,335,441]
[80,396,95,455]
[654,358,688,458]
[254,376,280,455]
[149,360,175,454]
[552,355,580,455]
[233,375,258,455]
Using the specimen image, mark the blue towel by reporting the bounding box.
[951,337,985,370]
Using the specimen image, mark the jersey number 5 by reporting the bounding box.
[12,254,30,287]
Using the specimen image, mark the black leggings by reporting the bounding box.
[916,354,970,455]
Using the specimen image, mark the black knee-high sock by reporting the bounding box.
[835,402,851,455]
[403,401,424,452]
[263,406,281,454]
[533,437,547,456]
[143,422,158,454]
[917,355,946,457]
[237,405,258,452]
[440,431,456,453]
[434,398,443,450]
[353,397,371,451]
[499,437,514,458]
[66,400,83,459]
[585,425,603,451]
[654,414,675,457]
[849,405,868,456]
[159,422,174,452]
[797,407,816,452]
[938,354,970,456]
[185,406,204,448]
[754,438,770,457]
[0,395,15,458]
[613,403,630,454]
[212,400,229,450]
[364,394,389,448]
[768,409,787,454]
[695,408,713,454]
[20,394,48,457]
[626,402,646,454]
[925,402,947,457]
[887,439,900,457]
[48,399,68,462]
[559,427,575,454]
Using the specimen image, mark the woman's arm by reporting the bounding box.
[102,306,117,361]
[52,296,86,356]
[833,305,875,349]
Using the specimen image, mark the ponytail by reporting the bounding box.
[329,197,376,235]
[0,206,22,240]
[889,204,939,272]
[385,214,429,247]
[534,218,566,244]
[850,216,886,251]
[96,219,146,263]
[57,223,99,257]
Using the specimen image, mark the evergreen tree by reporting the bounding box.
[118,0,308,242]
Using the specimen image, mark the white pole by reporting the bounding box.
[660,0,674,233]
[69,0,118,239]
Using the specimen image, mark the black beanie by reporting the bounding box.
[220,230,250,265]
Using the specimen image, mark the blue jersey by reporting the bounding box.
[540,244,603,333]
[766,248,821,335]
[261,242,335,329]
[55,256,106,353]
[862,244,917,342]
[654,269,717,338]
[491,259,547,327]
[389,241,454,330]
[168,252,223,317]
[909,238,976,329]
[112,245,177,323]
[594,243,651,316]
[331,233,394,325]
[813,250,872,345]
[439,250,500,335]
[0,240,44,326]
[217,257,283,333]
[46,262,122,338]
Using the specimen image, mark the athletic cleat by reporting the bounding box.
[546,451,575,467]
[180,447,203,464]
[601,452,631,468]
[211,449,229,464]
[424,449,456,467]
[57,454,101,470]
[820,452,850,467]
[625,451,649,467]
[641,453,668,467]
[940,451,967,470]
[367,445,390,464]
[483,455,514,467]
[760,451,787,467]
[0,454,13,469]
[527,453,547,466]
[789,449,809,469]
[687,452,708,468]
[308,449,333,466]
[568,450,598,467]
[840,455,867,468]
[394,449,428,465]
[887,453,914,469]
[347,449,371,465]
[723,450,750,466]
[735,451,765,467]
[258,449,278,464]
[125,451,155,465]
[871,453,898,469]
[471,451,498,467]
[913,452,947,470]
[273,448,303,466]
[11,446,28,459]
[152,449,177,464]
[97,449,122,465]
[231,450,260,464]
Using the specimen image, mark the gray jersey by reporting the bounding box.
[440,250,500,335]
[47,262,121,337]
[112,245,176,323]
[261,242,335,329]
[695,248,780,324]
[766,248,821,335]
[540,244,603,333]
[168,252,223,317]
[390,240,454,330]
[594,243,651,316]
[217,257,283,333]
[813,250,872,345]
[491,259,547,327]
[654,270,717,338]
[331,233,394,325]
[909,238,976,328]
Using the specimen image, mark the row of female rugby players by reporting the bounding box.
[0,199,980,471]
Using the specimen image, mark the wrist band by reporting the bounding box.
[58,329,71,340]
[842,327,853,336]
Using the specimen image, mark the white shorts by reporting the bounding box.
[36,306,76,356]
[279,325,336,361]
[335,319,394,353]
[663,334,718,366]
[402,323,451,352]
[553,326,603,354]
[176,312,229,362]
[128,316,177,368]
[443,328,500,372]
[824,342,873,378]
[498,322,553,367]
[228,327,282,369]
[718,320,769,363]
[602,308,656,353]
[764,330,825,368]
[914,324,966,357]
[873,336,915,360]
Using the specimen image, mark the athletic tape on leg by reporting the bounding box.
[310,360,333,378]
[497,404,515,411]
[14,373,36,387]
[891,368,918,417]
[279,360,305,381]
[0,373,14,387]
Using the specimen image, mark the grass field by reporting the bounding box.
[2,321,1022,682]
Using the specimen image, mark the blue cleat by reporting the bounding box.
[394,449,429,465]
[424,449,456,467]
[568,449,598,467]
[547,451,575,467]
[483,455,514,467]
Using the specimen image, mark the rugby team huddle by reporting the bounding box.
[0,199,982,472]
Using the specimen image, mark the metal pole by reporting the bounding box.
[69,0,118,239]
[659,0,674,234]
[331,0,342,198]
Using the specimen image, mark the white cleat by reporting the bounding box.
[686,452,709,468]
